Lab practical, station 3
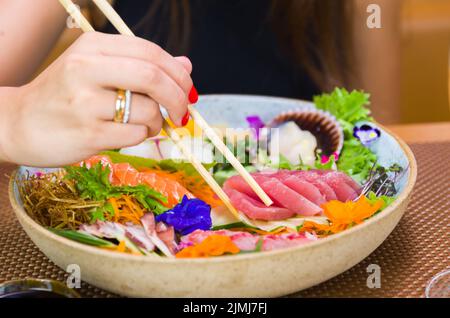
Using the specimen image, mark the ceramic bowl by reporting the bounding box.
[9,95,417,297]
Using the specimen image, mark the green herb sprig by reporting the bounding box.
[64,163,168,215]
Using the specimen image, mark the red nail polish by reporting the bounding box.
[188,85,198,104]
[181,111,190,126]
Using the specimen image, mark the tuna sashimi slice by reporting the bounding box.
[284,170,338,201]
[276,175,326,206]
[224,188,295,221]
[322,172,358,202]
[222,175,259,199]
[252,175,323,216]
[326,171,361,193]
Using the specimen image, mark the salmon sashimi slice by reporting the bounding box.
[112,163,140,185]
[138,172,194,207]
[80,155,193,208]
[79,155,113,169]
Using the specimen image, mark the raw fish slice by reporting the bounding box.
[222,175,259,199]
[112,163,193,208]
[156,222,178,254]
[288,171,338,201]
[139,172,194,207]
[141,213,174,257]
[252,175,323,216]
[180,230,317,252]
[224,188,295,221]
[310,170,361,193]
[322,173,358,201]
[262,232,317,251]
[325,171,361,193]
[80,155,113,169]
[79,221,141,253]
[112,163,140,186]
[276,175,326,206]
[124,224,155,252]
[230,232,261,251]
[81,155,193,208]
[179,229,258,251]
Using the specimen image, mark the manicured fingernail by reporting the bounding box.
[188,85,198,104]
[181,111,190,126]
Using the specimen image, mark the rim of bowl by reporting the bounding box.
[8,95,418,264]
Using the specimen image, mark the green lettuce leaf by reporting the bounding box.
[314,88,372,138]
[64,163,168,215]
[367,191,396,209]
[313,88,377,183]
[48,228,115,247]
[102,151,215,176]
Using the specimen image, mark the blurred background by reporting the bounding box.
[38,0,450,124]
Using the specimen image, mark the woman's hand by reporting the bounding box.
[0,32,196,167]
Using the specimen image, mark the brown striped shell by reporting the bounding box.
[269,109,344,156]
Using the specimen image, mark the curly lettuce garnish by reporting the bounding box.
[314,88,377,183]
[64,163,168,215]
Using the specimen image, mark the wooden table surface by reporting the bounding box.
[387,121,450,143]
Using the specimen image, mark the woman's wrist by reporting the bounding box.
[0,87,21,164]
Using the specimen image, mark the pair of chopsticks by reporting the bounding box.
[58,0,273,220]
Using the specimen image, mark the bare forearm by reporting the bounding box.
[0,0,69,86]
[0,87,20,163]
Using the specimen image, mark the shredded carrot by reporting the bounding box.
[105,195,147,225]
[176,235,240,258]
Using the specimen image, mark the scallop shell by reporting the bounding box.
[269,108,344,156]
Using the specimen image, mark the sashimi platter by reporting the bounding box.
[9,89,417,297]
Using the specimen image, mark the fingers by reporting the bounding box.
[174,56,193,74]
[79,55,188,126]
[75,33,193,95]
[93,90,163,136]
[94,122,148,150]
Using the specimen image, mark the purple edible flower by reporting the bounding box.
[35,171,44,178]
[155,196,212,235]
[246,115,265,140]
[353,124,381,146]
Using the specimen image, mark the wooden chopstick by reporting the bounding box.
[187,105,273,206]
[90,0,273,207]
[59,0,95,32]
[58,0,244,220]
